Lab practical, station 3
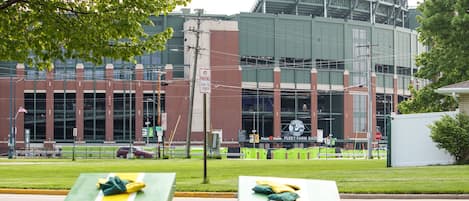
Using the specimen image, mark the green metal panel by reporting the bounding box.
[411,34,418,68]
[385,74,394,88]
[373,28,394,66]
[276,18,312,58]
[242,68,258,82]
[317,71,330,84]
[330,71,344,85]
[295,69,311,84]
[376,73,384,87]
[317,22,344,59]
[396,31,411,67]
[281,68,295,83]
[258,68,274,82]
[239,14,275,57]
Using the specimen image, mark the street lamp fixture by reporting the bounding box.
[8,106,28,159]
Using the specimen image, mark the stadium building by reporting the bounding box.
[0,0,425,152]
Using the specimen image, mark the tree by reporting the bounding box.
[0,0,190,70]
[398,0,469,113]
[429,113,469,164]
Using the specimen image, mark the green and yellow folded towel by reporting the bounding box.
[96,176,146,196]
[252,180,300,201]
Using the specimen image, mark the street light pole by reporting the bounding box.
[367,43,373,159]
[157,71,162,159]
[145,98,150,144]
[9,106,27,159]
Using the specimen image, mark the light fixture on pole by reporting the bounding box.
[9,106,27,159]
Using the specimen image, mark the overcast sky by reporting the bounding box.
[176,0,423,15]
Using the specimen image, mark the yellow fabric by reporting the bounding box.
[101,173,140,201]
[125,182,146,193]
[256,180,300,193]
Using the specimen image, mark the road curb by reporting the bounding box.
[1,189,469,199]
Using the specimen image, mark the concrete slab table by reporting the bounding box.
[238,176,340,201]
[64,173,176,201]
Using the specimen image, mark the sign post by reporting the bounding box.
[155,126,163,159]
[199,68,210,184]
[72,128,77,161]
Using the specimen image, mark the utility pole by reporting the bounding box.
[357,43,377,159]
[157,70,162,159]
[185,10,202,159]
[367,42,373,159]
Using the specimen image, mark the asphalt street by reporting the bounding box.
[0,194,464,201]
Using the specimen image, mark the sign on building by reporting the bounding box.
[199,68,211,94]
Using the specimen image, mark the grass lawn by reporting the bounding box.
[0,159,468,193]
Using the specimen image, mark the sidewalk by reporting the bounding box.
[1,189,469,199]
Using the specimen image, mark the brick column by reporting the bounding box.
[273,67,281,138]
[393,74,398,113]
[44,65,55,149]
[105,64,115,143]
[165,64,173,80]
[343,70,353,140]
[310,68,318,137]
[75,63,85,142]
[134,64,144,144]
[15,64,25,149]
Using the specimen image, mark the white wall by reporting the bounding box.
[391,111,456,167]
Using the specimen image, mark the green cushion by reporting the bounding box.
[267,192,299,201]
[252,185,274,195]
[98,176,128,196]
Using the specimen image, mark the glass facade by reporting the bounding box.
[280,91,311,137]
[84,93,106,142]
[242,89,273,137]
[53,93,76,141]
[353,94,367,133]
[24,93,46,142]
[113,93,136,142]
[317,92,344,139]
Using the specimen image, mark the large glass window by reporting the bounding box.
[280,91,311,137]
[113,93,136,142]
[353,94,367,133]
[54,93,76,141]
[24,93,46,142]
[317,92,344,139]
[376,94,392,140]
[84,93,106,142]
[351,29,368,86]
[242,89,274,137]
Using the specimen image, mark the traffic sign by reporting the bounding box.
[199,68,211,94]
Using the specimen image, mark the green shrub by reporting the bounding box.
[429,113,469,164]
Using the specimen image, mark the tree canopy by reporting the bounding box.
[0,0,190,70]
[398,0,469,113]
